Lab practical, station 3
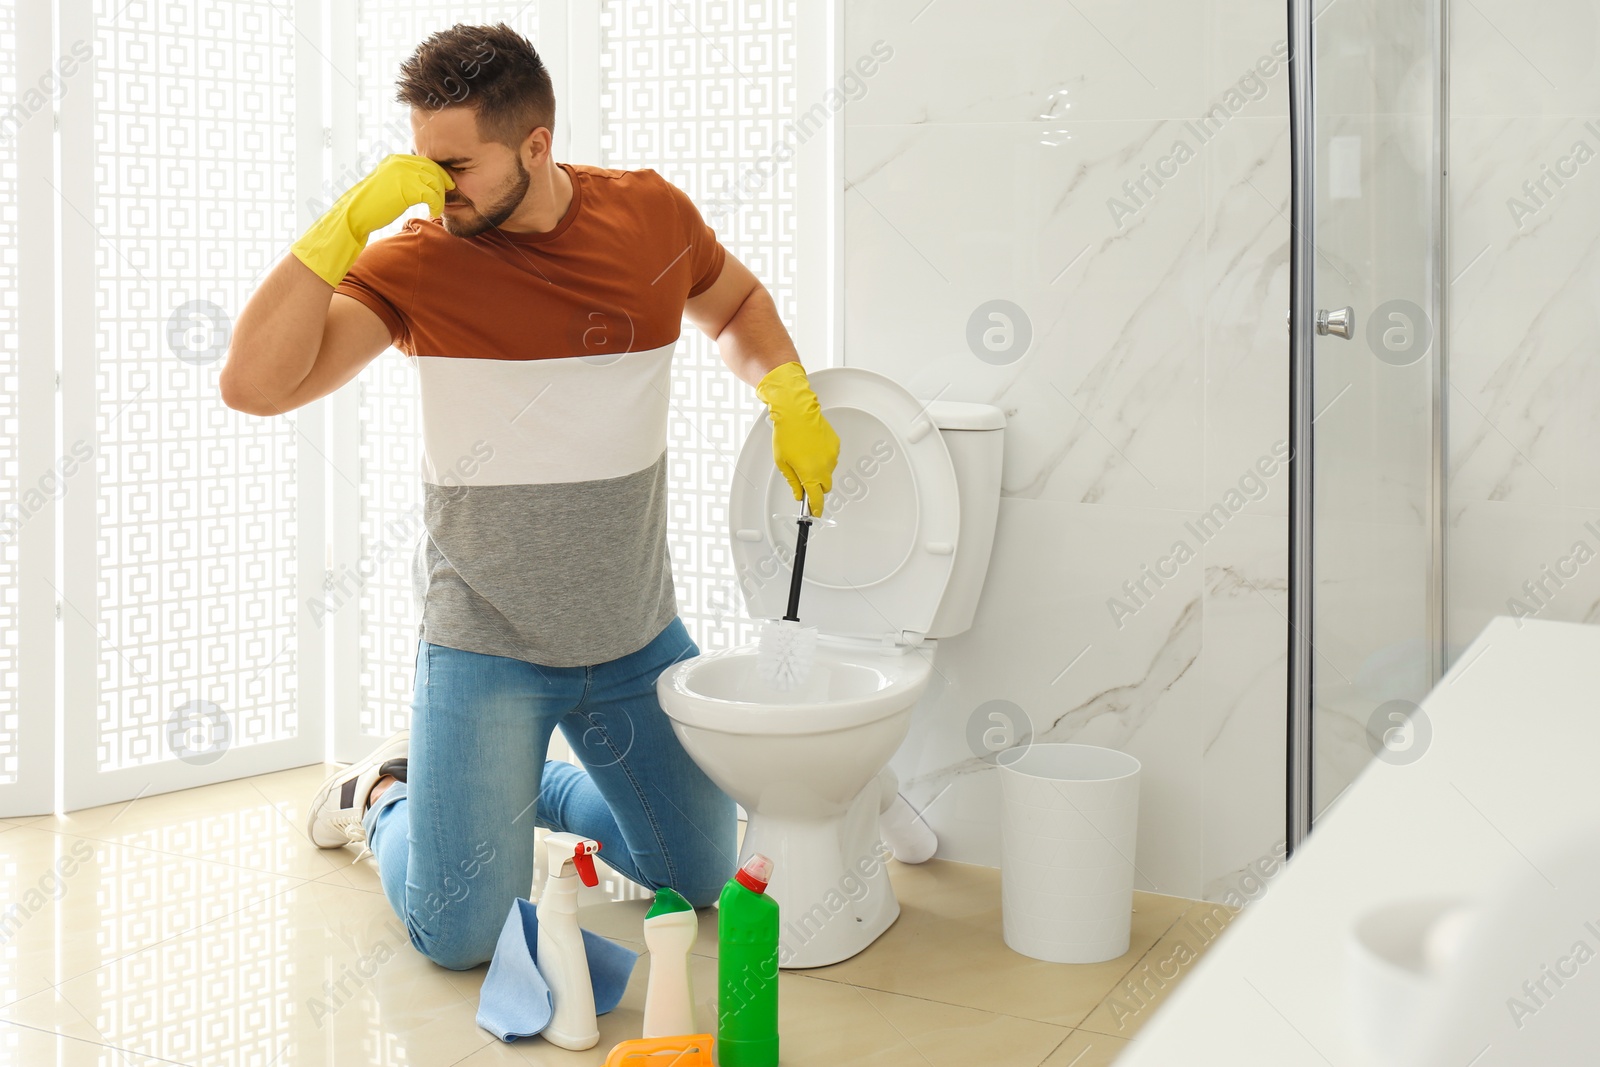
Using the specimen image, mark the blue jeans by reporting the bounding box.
[359,615,738,970]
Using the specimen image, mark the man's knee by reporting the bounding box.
[401,907,502,971]
[414,928,497,971]
[428,947,493,971]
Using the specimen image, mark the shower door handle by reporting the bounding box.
[1284,306,1356,339]
[1315,306,1354,339]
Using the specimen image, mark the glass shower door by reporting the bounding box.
[1299,0,1444,829]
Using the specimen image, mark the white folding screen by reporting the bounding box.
[0,0,58,817]
[55,0,325,812]
[0,0,14,803]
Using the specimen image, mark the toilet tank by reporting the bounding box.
[922,400,1006,640]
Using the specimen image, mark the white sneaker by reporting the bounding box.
[306,730,409,862]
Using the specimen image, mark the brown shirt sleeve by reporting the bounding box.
[334,220,420,353]
[657,174,727,299]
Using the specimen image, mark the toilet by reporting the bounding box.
[655,366,1006,968]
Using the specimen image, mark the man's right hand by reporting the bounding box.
[290,153,455,288]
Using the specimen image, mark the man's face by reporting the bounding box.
[410,106,531,239]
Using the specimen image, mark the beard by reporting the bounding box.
[439,156,532,238]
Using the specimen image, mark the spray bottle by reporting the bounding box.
[537,832,602,1050]
[717,853,779,1067]
[642,886,698,1037]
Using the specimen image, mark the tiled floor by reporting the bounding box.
[0,764,1237,1065]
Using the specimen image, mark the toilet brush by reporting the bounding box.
[757,498,818,690]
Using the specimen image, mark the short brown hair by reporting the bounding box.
[395,22,556,152]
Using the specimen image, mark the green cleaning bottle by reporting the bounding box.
[717,853,778,1066]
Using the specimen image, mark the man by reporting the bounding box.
[220,21,839,971]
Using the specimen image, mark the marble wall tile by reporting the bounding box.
[1202,115,1290,518]
[1198,512,1288,903]
[843,0,1206,125]
[1199,109,1293,901]
[887,497,1207,898]
[1207,0,1291,120]
[842,0,1308,904]
[1448,116,1600,513]
[1450,0,1600,118]
[842,120,1207,511]
[1449,501,1600,646]
[1448,4,1600,656]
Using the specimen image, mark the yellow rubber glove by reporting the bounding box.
[290,154,455,288]
[755,361,840,517]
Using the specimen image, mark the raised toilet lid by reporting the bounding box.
[729,366,960,642]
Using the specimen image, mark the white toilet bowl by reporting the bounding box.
[658,635,932,967]
[655,367,1005,968]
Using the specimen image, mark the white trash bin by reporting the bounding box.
[997,743,1141,964]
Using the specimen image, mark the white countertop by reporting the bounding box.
[1116,615,1600,1065]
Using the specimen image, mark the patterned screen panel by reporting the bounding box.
[598,0,799,655]
[0,0,16,784]
[350,3,541,738]
[92,0,301,770]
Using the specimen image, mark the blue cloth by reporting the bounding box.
[476,895,641,1042]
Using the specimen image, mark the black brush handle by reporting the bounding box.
[783,513,811,622]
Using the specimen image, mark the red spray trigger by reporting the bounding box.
[573,839,600,887]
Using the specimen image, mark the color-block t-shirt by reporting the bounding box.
[334,162,727,668]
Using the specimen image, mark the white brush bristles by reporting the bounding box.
[757,619,818,690]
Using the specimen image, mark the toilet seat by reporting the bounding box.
[729,367,960,644]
